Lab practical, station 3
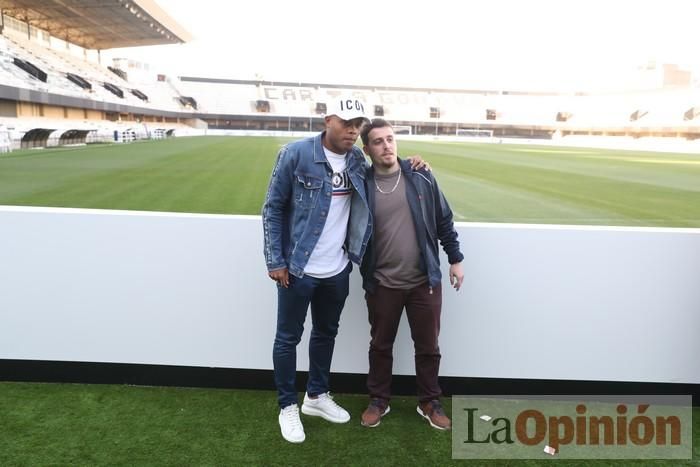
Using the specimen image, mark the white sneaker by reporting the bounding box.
[301,392,350,423]
[278,404,305,443]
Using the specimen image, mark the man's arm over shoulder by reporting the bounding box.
[262,144,295,272]
[351,145,371,173]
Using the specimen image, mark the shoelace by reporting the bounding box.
[369,399,387,410]
[318,392,340,409]
[429,401,446,416]
[283,405,303,430]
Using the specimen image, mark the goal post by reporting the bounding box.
[392,125,412,135]
[456,128,493,138]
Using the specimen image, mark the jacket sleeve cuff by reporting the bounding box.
[448,252,464,265]
[267,262,287,272]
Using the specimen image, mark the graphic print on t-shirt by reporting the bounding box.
[332,170,352,197]
[304,148,351,278]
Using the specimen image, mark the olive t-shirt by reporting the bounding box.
[372,170,428,289]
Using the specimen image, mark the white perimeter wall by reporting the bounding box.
[1,206,698,384]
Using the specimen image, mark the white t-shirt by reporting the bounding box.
[304,147,352,278]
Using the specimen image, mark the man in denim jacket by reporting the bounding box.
[263,97,425,443]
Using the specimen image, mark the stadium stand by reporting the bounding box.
[0,1,699,153]
[0,1,198,150]
[0,32,187,111]
[179,77,700,141]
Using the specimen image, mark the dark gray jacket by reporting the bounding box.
[360,158,464,293]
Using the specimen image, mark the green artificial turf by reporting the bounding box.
[0,136,283,215]
[0,382,696,466]
[1,136,699,227]
[404,141,700,227]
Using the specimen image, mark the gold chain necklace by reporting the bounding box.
[374,169,401,194]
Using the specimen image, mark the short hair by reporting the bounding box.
[360,118,393,146]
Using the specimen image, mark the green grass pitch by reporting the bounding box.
[0,382,697,466]
[1,135,699,227]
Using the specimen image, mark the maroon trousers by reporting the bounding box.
[365,283,443,403]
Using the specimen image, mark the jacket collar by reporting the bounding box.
[398,157,412,173]
[313,132,327,163]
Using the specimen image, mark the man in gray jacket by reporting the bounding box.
[359,118,464,431]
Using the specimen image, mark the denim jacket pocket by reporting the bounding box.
[294,171,323,209]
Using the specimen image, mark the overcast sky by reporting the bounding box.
[103,0,699,91]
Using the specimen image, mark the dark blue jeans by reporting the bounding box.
[273,262,352,409]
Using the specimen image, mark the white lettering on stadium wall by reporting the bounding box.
[263,87,315,101]
[261,87,484,106]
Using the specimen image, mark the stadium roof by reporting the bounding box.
[0,0,192,49]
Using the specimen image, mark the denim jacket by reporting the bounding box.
[360,158,464,293]
[262,132,372,278]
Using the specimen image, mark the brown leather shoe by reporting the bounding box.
[417,400,451,430]
[361,399,390,427]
